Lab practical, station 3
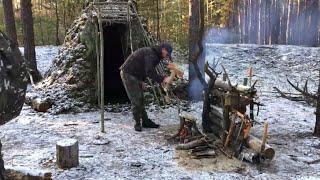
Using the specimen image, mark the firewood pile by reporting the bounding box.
[171,62,275,164]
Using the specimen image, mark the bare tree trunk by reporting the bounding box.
[265,0,271,44]
[271,0,280,44]
[21,0,42,82]
[156,0,160,40]
[2,0,18,45]
[252,0,259,43]
[189,0,206,100]
[39,0,45,45]
[307,0,319,46]
[244,0,249,43]
[55,1,60,45]
[63,1,67,36]
[279,0,288,44]
[314,70,320,137]
[259,0,265,44]
[287,0,293,44]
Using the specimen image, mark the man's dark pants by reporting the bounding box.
[120,70,148,124]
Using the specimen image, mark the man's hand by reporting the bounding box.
[161,76,171,89]
[167,62,175,69]
[141,82,147,91]
[167,62,184,78]
[163,76,171,84]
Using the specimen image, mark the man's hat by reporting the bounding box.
[160,42,173,60]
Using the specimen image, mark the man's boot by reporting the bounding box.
[142,118,160,128]
[133,116,142,132]
[134,122,142,131]
[141,111,159,128]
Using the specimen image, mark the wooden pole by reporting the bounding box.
[95,23,100,107]
[260,122,268,152]
[96,0,105,133]
[127,1,133,53]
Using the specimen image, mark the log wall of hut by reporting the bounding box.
[103,23,129,103]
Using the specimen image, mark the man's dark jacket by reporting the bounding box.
[120,45,164,83]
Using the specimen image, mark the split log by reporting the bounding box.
[167,63,184,78]
[164,70,177,91]
[246,135,275,160]
[56,139,79,169]
[224,120,235,147]
[5,166,52,180]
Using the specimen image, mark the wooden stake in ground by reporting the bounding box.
[56,139,79,169]
[314,69,320,137]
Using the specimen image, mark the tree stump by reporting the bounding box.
[56,139,79,169]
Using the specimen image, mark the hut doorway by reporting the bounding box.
[103,23,129,103]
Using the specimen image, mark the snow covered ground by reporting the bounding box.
[1,44,320,179]
[19,46,60,76]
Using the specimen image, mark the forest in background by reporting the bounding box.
[0,0,319,48]
[0,0,86,46]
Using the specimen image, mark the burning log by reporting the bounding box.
[169,112,204,143]
[201,64,275,163]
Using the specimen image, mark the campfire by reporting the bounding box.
[171,62,275,163]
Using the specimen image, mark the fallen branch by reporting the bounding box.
[175,137,207,150]
[191,150,216,159]
[5,166,52,180]
[273,87,305,101]
[287,79,317,100]
[306,158,320,165]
